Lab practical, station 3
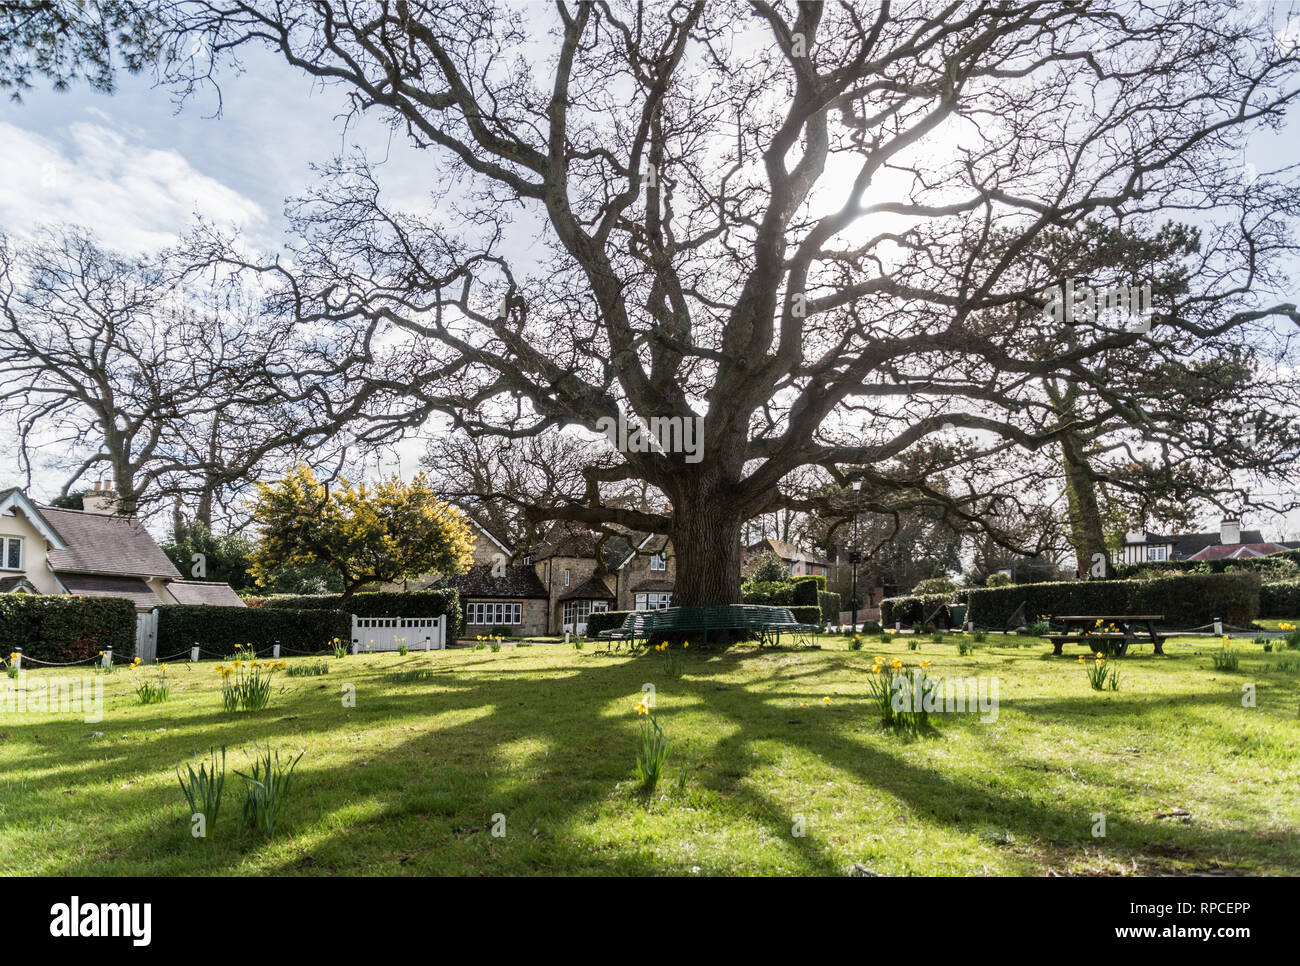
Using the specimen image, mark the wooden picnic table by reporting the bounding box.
[1046,614,1166,656]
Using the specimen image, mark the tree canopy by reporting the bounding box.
[249,465,476,598]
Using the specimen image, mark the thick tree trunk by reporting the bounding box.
[668,474,745,607]
[1061,436,1109,576]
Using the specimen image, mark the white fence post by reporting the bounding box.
[189,644,199,662]
[273,641,281,659]
[102,647,112,670]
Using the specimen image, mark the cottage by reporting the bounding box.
[0,486,244,609]
[1113,516,1295,565]
[745,538,833,577]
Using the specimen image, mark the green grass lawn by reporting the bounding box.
[2,632,1298,876]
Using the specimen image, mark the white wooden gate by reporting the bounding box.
[135,609,158,663]
[351,615,446,651]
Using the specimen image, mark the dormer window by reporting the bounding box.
[650,552,666,571]
[1,536,22,570]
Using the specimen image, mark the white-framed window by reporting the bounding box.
[1147,546,1167,562]
[650,552,666,571]
[635,592,673,610]
[563,599,608,628]
[563,569,570,586]
[1,536,22,571]
[466,601,522,625]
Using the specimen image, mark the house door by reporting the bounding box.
[563,600,608,636]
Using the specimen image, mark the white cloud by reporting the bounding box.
[0,120,265,254]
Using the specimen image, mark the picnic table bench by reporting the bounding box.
[1045,614,1166,656]
[596,604,820,650]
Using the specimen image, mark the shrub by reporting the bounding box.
[0,595,136,663]
[262,589,463,639]
[1260,580,1300,618]
[817,589,841,624]
[1114,550,1300,581]
[966,572,1260,629]
[791,575,826,606]
[741,580,795,606]
[749,550,788,584]
[880,594,952,628]
[1028,620,1052,636]
[158,605,349,657]
[912,576,957,596]
[984,572,1013,588]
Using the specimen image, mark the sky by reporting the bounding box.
[0,18,1297,542]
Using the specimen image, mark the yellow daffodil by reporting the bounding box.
[822,696,831,704]
[633,701,649,715]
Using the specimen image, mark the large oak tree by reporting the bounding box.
[160,0,1300,605]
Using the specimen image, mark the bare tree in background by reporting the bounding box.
[159,0,1300,605]
[0,225,349,524]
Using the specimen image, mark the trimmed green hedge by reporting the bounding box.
[792,575,826,606]
[966,572,1261,628]
[157,605,350,656]
[817,590,840,624]
[0,595,136,664]
[261,589,463,640]
[1261,580,1300,618]
[740,581,795,606]
[881,594,954,628]
[1113,550,1300,580]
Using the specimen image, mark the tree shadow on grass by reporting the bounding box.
[9,647,1297,875]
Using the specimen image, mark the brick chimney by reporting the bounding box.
[82,480,119,515]
[1219,516,1241,547]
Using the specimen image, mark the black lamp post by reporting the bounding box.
[849,481,862,632]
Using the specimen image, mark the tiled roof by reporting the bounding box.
[40,506,180,578]
[168,580,246,607]
[1170,529,1265,559]
[1186,542,1292,561]
[747,538,832,566]
[438,564,548,599]
[530,523,639,569]
[558,574,616,600]
[58,573,161,608]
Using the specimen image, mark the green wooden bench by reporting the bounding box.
[596,604,819,650]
